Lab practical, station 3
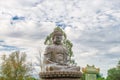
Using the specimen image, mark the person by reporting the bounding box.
[43,28,80,71]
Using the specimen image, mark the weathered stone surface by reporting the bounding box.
[82,65,100,80]
[39,71,82,80]
[85,74,96,80]
[40,71,82,78]
[43,78,80,80]
[82,65,99,74]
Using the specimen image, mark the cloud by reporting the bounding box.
[0,0,120,78]
[110,46,120,53]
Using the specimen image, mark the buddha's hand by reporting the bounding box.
[57,62,68,66]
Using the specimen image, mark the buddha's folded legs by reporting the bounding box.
[46,65,80,71]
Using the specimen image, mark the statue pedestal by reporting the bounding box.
[39,71,82,80]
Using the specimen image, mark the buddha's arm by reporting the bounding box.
[64,49,71,65]
[44,52,61,65]
[44,53,54,64]
[44,46,55,64]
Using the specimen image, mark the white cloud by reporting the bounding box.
[0,0,120,78]
[109,46,120,53]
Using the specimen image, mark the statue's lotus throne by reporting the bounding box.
[39,71,82,80]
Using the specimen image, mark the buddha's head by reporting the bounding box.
[52,28,63,45]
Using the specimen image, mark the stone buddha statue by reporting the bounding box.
[43,28,80,71]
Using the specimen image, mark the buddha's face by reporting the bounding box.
[53,35,62,45]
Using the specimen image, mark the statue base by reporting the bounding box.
[42,78,80,80]
[39,71,82,80]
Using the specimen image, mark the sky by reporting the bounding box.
[0,0,120,78]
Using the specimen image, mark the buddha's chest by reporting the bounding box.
[50,45,66,54]
[50,45,67,63]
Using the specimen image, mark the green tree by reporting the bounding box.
[117,60,120,69]
[0,51,35,80]
[96,74,105,80]
[106,60,120,80]
[81,73,85,80]
[97,77,105,80]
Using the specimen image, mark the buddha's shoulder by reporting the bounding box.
[46,44,67,49]
[45,45,55,49]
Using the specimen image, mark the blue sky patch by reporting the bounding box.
[0,45,24,51]
[12,16,25,21]
[0,40,4,42]
[55,21,66,29]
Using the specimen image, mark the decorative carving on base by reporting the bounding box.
[41,79,81,80]
[39,71,82,80]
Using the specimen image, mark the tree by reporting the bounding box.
[97,77,105,80]
[0,51,34,80]
[36,50,43,71]
[106,60,120,80]
[81,73,85,80]
[96,74,105,80]
[117,60,120,69]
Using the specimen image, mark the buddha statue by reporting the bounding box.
[43,28,80,71]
